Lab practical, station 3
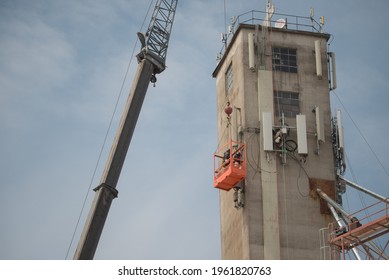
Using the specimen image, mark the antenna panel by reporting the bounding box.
[263,112,273,151]
[330,52,337,90]
[296,114,308,155]
[315,106,325,142]
[248,33,255,71]
[337,110,345,150]
[315,40,322,79]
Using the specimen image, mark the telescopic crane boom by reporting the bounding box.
[74,0,178,260]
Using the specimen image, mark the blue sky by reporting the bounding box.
[0,0,388,260]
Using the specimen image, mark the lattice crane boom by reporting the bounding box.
[137,0,178,74]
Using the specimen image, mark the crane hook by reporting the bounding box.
[150,74,157,87]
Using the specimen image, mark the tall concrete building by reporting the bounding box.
[212,10,339,259]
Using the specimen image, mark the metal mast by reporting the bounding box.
[74,0,178,260]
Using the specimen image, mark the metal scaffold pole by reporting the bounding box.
[340,177,389,203]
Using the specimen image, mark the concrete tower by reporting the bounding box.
[212,10,338,259]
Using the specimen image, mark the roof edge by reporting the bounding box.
[212,23,331,78]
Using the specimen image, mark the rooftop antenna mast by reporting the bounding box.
[73,0,178,260]
[263,0,275,27]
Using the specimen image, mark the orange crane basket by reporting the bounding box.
[213,140,246,191]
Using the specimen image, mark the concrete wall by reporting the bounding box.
[214,24,337,259]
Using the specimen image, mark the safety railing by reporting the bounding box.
[328,198,389,259]
[217,10,323,62]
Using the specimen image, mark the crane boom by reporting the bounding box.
[142,0,178,73]
[73,0,178,260]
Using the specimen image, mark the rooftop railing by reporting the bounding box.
[217,10,324,62]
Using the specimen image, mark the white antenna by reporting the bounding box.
[329,52,337,90]
[263,0,275,27]
[296,114,308,155]
[315,40,323,79]
[248,33,256,71]
[229,16,236,34]
[313,106,325,155]
[337,110,344,150]
[310,7,314,18]
[314,106,325,143]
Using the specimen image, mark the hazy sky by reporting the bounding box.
[1,0,388,260]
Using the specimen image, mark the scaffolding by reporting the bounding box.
[317,181,389,260]
[328,199,389,260]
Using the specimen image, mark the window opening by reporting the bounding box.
[274,91,300,118]
[272,47,297,73]
[226,62,233,95]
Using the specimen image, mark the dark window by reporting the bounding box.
[274,91,300,118]
[225,62,233,95]
[272,47,297,73]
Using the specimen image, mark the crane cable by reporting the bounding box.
[65,0,155,260]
